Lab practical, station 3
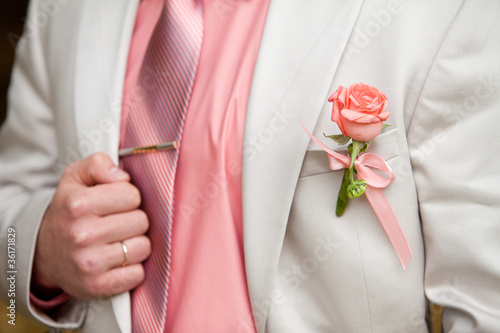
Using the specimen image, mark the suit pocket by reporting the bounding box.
[298,128,399,179]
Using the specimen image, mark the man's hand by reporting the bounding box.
[32,152,151,299]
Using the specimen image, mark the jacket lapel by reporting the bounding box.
[73,0,139,165]
[73,1,139,332]
[242,0,364,331]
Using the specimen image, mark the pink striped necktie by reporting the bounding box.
[120,0,203,332]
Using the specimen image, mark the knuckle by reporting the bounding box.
[65,190,91,218]
[73,251,98,274]
[68,224,90,246]
[88,152,109,179]
[82,277,101,296]
[89,152,108,165]
[96,278,116,298]
[107,271,128,295]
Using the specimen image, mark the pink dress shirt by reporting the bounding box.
[122,0,271,331]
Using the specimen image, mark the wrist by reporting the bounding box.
[31,244,64,300]
[31,268,64,301]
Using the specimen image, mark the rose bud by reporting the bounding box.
[347,179,367,199]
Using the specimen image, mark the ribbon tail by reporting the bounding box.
[300,122,351,168]
[365,187,412,269]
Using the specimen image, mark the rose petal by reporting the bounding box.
[330,86,349,134]
[342,117,383,142]
[341,109,381,123]
[378,111,390,120]
[349,93,364,110]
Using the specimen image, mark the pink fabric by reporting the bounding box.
[29,291,71,312]
[301,123,412,269]
[122,0,271,331]
[122,0,205,331]
[120,0,163,143]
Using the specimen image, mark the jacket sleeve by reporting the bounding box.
[0,0,86,328]
[408,1,500,332]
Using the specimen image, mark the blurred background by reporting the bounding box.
[0,2,50,332]
[0,0,29,127]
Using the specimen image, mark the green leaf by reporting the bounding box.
[324,133,351,146]
[359,142,369,154]
[382,124,392,130]
[361,141,371,153]
[336,169,350,217]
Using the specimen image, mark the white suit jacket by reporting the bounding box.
[1,0,499,332]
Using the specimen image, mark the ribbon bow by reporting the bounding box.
[302,124,412,269]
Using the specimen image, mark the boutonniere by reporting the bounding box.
[301,83,412,269]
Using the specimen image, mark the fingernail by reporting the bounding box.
[110,166,129,181]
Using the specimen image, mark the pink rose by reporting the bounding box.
[329,83,390,142]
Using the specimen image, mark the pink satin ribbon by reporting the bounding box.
[301,123,412,269]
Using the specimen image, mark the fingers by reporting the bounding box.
[100,210,149,243]
[99,237,151,296]
[111,236,151,269]
[71,264,146,299]
[89,264,146,298]
[90,182,142,216]
[72,235,151,275]
[67,235,151,298]
[63,152,130,186]
[44,218,151,299]
[70,210,149,246]
[65,182,142,218]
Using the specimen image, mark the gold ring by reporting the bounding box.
[120,241,129,267]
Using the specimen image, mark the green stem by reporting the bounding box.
[336,140,369,216]
[336,169,350,217]
[348,140,366,185]
[349,167,355,184]
[349,140,365,170]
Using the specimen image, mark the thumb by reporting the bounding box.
[65,152,130,186]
